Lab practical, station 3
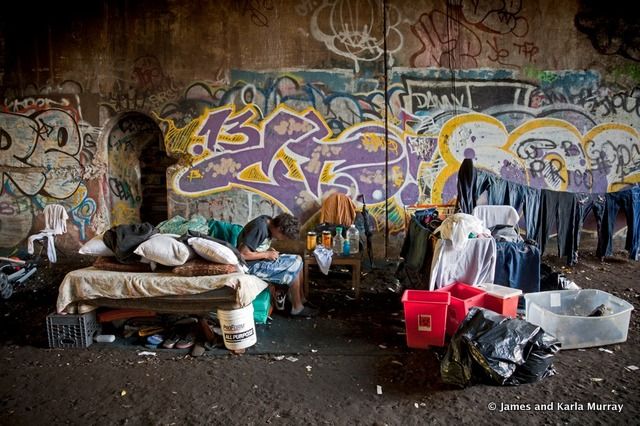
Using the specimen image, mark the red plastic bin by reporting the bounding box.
[435,282,486,335]
[401,290,451,348]
[477,283,522,318]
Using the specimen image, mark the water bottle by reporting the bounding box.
[346,224,359,254]
[332,227,344,255]
[343,238,350,256]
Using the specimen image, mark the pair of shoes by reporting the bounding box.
[175,332,195,349]
[275,290,286,311]
[290,306,318,318]
[161,333,179,349]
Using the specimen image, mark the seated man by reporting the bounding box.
[237,213,316,317]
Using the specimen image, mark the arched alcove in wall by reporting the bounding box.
[104,111,174,226]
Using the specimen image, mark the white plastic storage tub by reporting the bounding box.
[524,290,634,350]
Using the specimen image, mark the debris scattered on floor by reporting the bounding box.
[137,351,156,356]
[599,348,614,354]
[285,356,298,362]
[625,365,638,371]
[376,385,382,395]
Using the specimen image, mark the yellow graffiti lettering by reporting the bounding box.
[275,148,304,181]
[238,163,271,183]
[361,133,399,155]
[391,165,404,187]
[218,133,245,143]
[362,133,384,153]
[155,113,204,155]
[320,162,337,183]
[188,169,203,181]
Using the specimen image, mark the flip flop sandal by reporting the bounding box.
[175,333,195,349]
[146,334,164,346]
[161,334,179,349]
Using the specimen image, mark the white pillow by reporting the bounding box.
[188,237,239,265]
[78,233,114,256]
[134,234,193,266]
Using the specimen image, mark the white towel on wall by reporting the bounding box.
[27,204,69,263]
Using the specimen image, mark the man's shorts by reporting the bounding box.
[247,254,303,286]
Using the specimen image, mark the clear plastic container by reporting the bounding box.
[332,227,344,255]
[524,290,634,350]
[346,224,359,254]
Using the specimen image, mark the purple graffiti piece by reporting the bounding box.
[330,125,405,173]
[192,145,204,155]
[442,175,458,205]
[464,148,476,159]
[589,169,609,193]
[499,161,527,183]
[199,108,232,151]
[400,182,420,206]
[528,175,547,190]
[225,109,261,149]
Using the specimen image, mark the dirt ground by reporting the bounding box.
[0,235,638,426]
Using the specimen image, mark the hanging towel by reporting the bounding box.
[27,204,69,263]
[320,193,356,227]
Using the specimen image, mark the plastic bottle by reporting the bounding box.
[94,334,116,343]
[346,224,360,254]
[332,227,344,255]
[343,238,350,256]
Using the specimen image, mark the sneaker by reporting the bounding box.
[275,290,286,311]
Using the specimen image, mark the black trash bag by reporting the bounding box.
[509,330,561,385]
[441,307,561,387]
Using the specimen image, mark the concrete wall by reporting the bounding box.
[1,0,638,257]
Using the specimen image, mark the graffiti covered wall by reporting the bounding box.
[1,0,639,255]
[0,94,109,252]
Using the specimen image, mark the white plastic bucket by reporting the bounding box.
[217,305,257,350]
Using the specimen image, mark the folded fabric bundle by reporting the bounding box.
[92,256,153,273]
[172,258,240,276]
[103,222,158,263]
[156,214,209,236]
[435,213,491,250]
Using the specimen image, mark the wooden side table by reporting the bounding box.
[303,250,362,298]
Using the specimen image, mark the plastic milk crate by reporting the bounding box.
[46,311,101,348]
